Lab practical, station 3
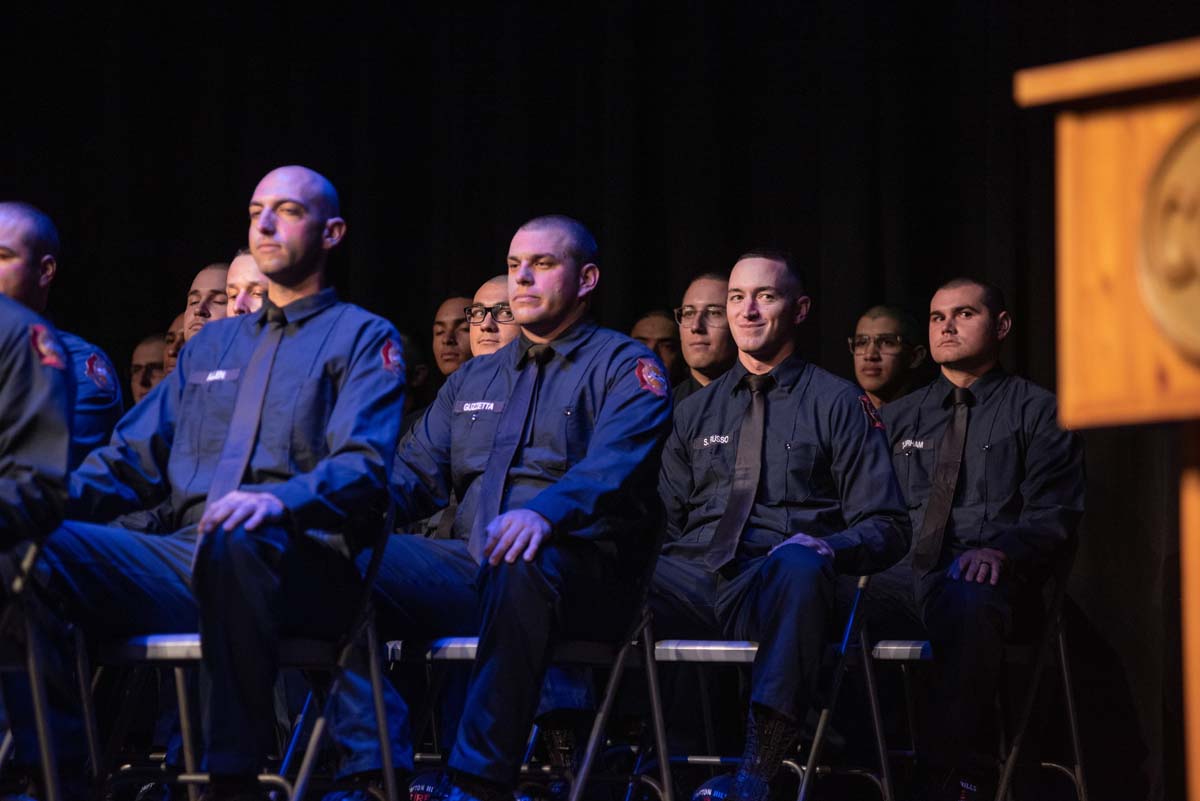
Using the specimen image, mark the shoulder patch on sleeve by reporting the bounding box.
[85,352,116,392]
[859,394,885,430]
[635,357,669,398]
[29,324,66,369]
[380,338,405,378]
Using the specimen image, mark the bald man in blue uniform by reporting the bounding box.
[342,215,671,801]
[5,168,405,801]
[655,250,910,801]
[0,202,123,470]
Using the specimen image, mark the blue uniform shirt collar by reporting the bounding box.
[511,317,597,368]
[934,364,1007,407]
[256,287,339,328]
[725,350,807,396]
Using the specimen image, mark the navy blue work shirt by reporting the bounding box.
[392,319,673,559]
[660,352,911,575]
[0,294,72,544]
[880,367,1085,572]
[58,330,123,471]
[69,289,406,536]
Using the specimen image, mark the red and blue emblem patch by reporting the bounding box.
[29,324,65,369]
[635,357,668,398]
[380,339,405,378]
[85,352,115,392]
[859,394,885,430]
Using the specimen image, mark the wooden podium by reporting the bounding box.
[1015,38,1200,800]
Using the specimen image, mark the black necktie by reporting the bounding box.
[705,373,775,571]
[468,343,554,563]
[912,385,973,573]
[205,306,287,505]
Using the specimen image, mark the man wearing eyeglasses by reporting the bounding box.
[849,305,927,409]
[674,272,738,404]
[468,275,519,357]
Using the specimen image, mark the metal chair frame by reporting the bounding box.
[866,547,1088,801]
[78,528,399,801]
[0,542,65,801]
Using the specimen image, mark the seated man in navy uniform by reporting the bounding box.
[656,249,911,801]
[0,293,73,797]
[8,166,405,801]
[879,278,1084,799]
[0,202,123,468]
[673,271,737,405]
[358,215,672,801]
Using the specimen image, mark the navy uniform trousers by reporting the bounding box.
[19,520,384,777]
[649,545,836,724]
[353,534,633,785]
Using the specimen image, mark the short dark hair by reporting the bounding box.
[737,248,805,294]
[858,304,925,346]
[518,214,599,266]
[0,202,60,259]
[688,270,730,285]
[936,277,1007,317]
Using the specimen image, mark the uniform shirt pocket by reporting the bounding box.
[781,440,818,504]
[895,441,937,511]
[184,370,241,454]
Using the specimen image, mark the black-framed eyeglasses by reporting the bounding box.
[848,334,906,354]
[674,305,729,328]
[466,303,515,325]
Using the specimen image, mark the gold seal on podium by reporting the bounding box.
[1142,116,1200,362]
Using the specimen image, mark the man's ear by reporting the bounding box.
[37,254,57,290]
[995,310,1012,342]
[577,263,600,300]
[322,217,347,250]
[909,344,927,369]
[793,294,812,324]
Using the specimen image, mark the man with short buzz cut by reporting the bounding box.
[432,293,474,376]
[0,201,123,469]
[467,275,519,357]
[163,312,186,375]
[851,304,927,408]
[9,165,406,801]
[632,308,685,386]
[227,248,268,316]
[880,277,1084,799]
[184,261,229,340]
[655,248,910,801]
[349,214,672,801]
[673,271,737,404]
[129,332,166,404]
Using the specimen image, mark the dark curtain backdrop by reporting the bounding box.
[5,2,1200,798]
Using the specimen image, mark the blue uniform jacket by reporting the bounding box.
[660,352,910,575]
[58,330,123,471]
[68,289,405,537]
[392,319,672,561]
[0,295,72,544]
[879,368,1085,571]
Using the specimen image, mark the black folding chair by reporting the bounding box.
[0,542,67,801]
[865,544,1088,801]
[641,575,894,801]
[79,527,399,801]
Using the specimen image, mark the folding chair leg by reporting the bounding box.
[859,628,894,801]
[0,730,13,767]
[278,690,316,779]
[641,618,673,801]
[1057,627,1087,801]
[72,627,101,782]
[174,667,200,801]
[996,619,1057,801]
[568,638,634,801]
[798,652,852,801]
[291,687,335,801]
[25,613,62,801]
[367,618,400,801]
